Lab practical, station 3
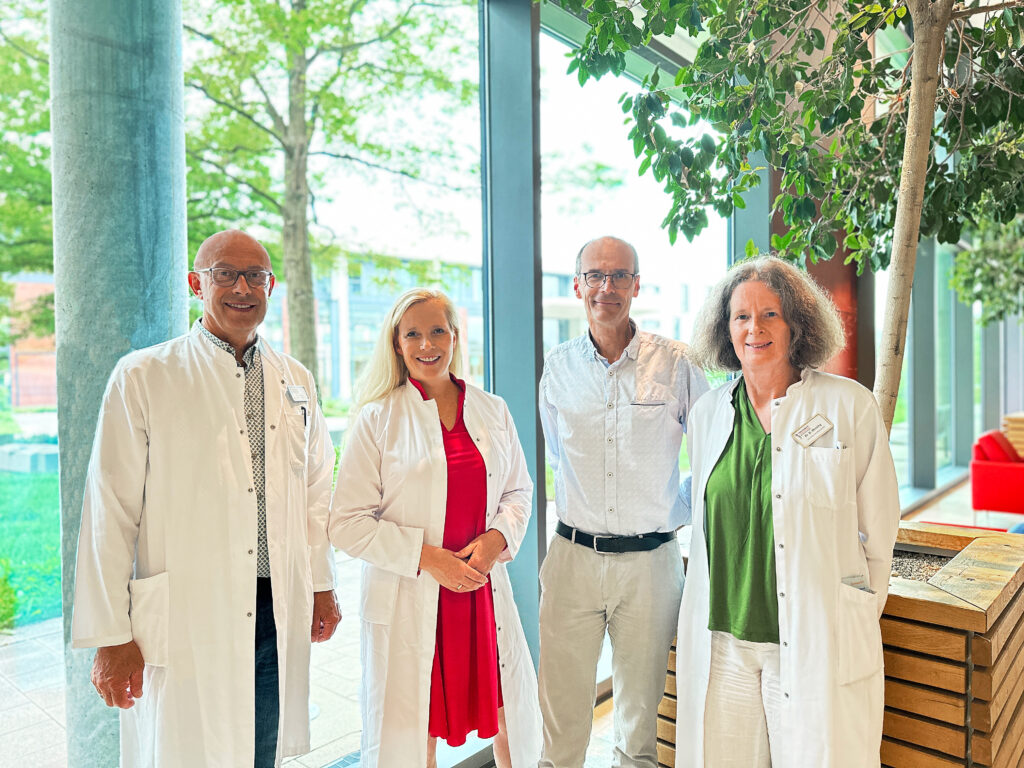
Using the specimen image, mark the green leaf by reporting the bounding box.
[745,238,759,258]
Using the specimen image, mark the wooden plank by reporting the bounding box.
[668,650,675,673]
[880,738,966,768]
[881,616,967,661]
[656,715,673,743]
[929,539,1024,630]
[972,573,1024,667]
[885,679,966,725]
[885,578,987,633]
[883,709,966,758]
[980,627,1024,729]
[665,671,676,697]
[884,648,967,693]
[979,666,1024,766]
[992,698,1024,768]
[656,740,674,768]
[898,522,992,551]
[658,695,676,720]
[974,666,994,701]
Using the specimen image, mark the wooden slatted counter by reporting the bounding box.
[656,523,1024,767]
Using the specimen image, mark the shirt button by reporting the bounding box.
[607,437,613,443]
[247,611,253,617]
[240,429,245,435]
[608,371,613,377]
[784,692,790,699]
[608,507,614,512]
[248,549,254,555]
[248,488,254,493]
[607,403,613,409]
[607,472,613,477]
[236,373,242,379]
[270,425,276,430]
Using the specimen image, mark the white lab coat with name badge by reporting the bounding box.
[675,369,899,768]
[329,382,542,768]
[72,323,336,768]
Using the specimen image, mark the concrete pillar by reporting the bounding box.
[49,1,186,763]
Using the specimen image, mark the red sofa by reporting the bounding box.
[971,429,1024,514]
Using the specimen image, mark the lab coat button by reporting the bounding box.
[775,493,781,499]
[236,373,242,379]
[240,429,245,435]
[248,549,254,555]
[247,611,253,617]
[270,424,276,430]
[775,446,781,452]
[782,641,788,647]
[779,592,785,598]
[248,488,254,493]
[778,543,784,549]
[784,692,790,699]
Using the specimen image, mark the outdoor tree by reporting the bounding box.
[0,0,52,344]
[183,0,478,382]
[552,0,1024,429]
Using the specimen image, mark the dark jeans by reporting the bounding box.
[255,577,280,768]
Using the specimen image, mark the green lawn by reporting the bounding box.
[0,471,62,628]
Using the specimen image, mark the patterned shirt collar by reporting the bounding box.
[582,319,640,363]
[194,318,260,367]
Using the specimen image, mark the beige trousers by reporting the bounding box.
[703,631,783,768]
[537,534,684,768]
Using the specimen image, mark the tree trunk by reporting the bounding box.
[872,0,953,433]
[281,33,318,385]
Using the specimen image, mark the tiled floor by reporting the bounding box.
[0,479,1006,768]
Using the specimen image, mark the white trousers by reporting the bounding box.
[537,534,684,768]
[703,631,783,768]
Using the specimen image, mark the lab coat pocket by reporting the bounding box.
[804,444,850,506]
[286,412,309,472]
[360,565,400,625]
[836,582,882,685]
[129,572,169,667]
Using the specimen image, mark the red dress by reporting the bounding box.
[409,377,503,746]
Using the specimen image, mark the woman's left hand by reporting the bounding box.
[454,529,508,576]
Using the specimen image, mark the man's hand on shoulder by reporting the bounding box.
[311,590,341,642]
[92,640,145,709]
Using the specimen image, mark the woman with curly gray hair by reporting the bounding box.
[674,256,900,768]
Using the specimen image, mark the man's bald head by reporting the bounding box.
[575,236,639,275]
[193,229,270,271]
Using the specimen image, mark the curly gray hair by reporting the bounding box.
[691,255,845,372]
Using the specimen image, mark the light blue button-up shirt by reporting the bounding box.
[539,324,709,536]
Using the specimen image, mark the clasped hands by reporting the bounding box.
[419,529,508,593]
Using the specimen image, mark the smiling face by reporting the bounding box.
[574,237,639,335]
[728,279,794,376]
[394,299,456,387]
[188,230,274,351]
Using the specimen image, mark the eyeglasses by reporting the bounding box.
[579,271,638,289]
[194,267,274,288]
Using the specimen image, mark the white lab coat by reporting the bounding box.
[72,323,336,768]
[329,381,542,767]
[675,370,900,768]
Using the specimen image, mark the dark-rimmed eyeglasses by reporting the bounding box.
[194,267,274,288]
[579,271,638,289]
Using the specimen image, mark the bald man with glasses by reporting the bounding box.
[538,236,708,767]
[72,230,341,768]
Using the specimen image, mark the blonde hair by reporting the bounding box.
[354,288,463,409]
[691,255,845,372]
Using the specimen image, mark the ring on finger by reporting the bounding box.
[457,584,463,590]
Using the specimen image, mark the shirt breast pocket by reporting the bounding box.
[804,444,851,506]
[285,411,309,472]
[630,383,674,438]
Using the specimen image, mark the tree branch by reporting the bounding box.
[186,149,284,212]
[950,0,1023,19]
[310,150,472,192]
[186,80,286,146]
[0,26,47,66]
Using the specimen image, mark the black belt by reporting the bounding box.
[556,521,675,553]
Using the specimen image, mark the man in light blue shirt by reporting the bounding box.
[538,236,708,767]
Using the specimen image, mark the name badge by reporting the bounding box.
[842,573,875,594]
[286,385,309,405]
[792,414,833,447]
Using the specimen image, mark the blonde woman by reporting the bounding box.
[329,288,542,767]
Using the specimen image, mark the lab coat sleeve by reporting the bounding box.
[489,402,534,563]
[305,375,337,592]
[854,397,901,616]
[538,366,561,477]
[328,407,424,578]
[71,363,149,649]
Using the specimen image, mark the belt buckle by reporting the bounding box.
[593,534,611,555]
